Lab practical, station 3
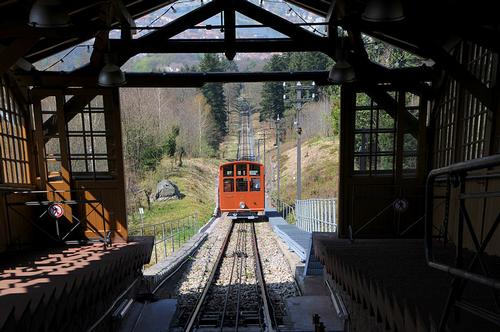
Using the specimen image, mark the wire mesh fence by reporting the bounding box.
[129,214,203,264]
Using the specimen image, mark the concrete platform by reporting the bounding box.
[118,299,177,332]
[286,296,344,331]
[266,208,311,261]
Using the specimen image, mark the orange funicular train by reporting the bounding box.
[218,160,265,220]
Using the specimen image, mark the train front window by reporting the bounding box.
[236,178,248,192]
[250,178,261,191]
[223,165,234,177]
[236,164,247,176]
[249,164,260,176]
[223,179,234,192]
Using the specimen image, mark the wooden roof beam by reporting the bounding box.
[0,38,38,75]
[432,46,494,110]
[40,0,225,139]
[365,86,419,138]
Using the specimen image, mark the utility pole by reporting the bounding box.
[295,81,302,201]
[283,81,316,202]
[275,115,281,202]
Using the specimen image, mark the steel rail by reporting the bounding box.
[185,221,235,331]
[251,222,276,332]
[234,223,250,329]
[220,223,243,328]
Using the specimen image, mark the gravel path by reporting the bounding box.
[170,217,232,329]
[169,219,299,330]
[255,222,299,327]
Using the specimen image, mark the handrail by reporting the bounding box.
[129,214,201,264]
[295,198,336,233]
[425,155,500,330]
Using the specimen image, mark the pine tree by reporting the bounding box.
[259,55,287,121]
[199,54,228,150]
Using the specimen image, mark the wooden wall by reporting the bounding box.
[31,88,128,243]
[339,86,428,238]
[0,74,36,252]
[1,84,129,253]
[430,40,500,255]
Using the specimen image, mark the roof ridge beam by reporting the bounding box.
[234,0,333,57]
[135,0,224,54]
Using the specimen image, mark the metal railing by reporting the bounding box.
[425,154,500,330]
[129,214,202,264]
[275,199,296,224]
[274,197,337,233]
[295,198,336,233]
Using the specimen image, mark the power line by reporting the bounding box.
[42,44,93,71]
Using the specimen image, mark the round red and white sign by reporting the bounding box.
[48,203,64,219]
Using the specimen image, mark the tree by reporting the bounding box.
[260,54,287,121]
[164,125,180,158]
[198,54,228,150]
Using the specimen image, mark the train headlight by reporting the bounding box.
[239,202,246,209]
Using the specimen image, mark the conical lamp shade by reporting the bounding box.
[362,0,405,22]
[98,62,126,87]
[328,59,356,84]
[29,0,72,27]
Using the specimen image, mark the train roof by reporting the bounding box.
[220,160,263,167]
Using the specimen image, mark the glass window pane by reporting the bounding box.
[355,110,372,129]
[93,137,107,154]
[236,178,248,192]
[223,178,234,192]
[403,156,417,170]
[376,156,393,171]
[356,93,371,106]
[71,159,86,172]
[69,137,84,154]
[250,178,261,191]
[377,133,394,152]
[249,164,260,176]
[378,110,394,128]
[223,165,234,177]
[403,133,418,152]
[236,164,247,176]
[95,159,108,172]
[355,133,369,153]
[92,113,105,131]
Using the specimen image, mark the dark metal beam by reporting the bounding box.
[109,38,331,54]
[224,0,236,60]
[137,0,224,49]
[16,67,433,88]
[235,0,334,57]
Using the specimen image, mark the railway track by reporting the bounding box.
[184,221,275,331]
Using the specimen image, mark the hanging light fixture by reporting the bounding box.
[362,0,405,22]
[328,58,356,83]
[328,31,356,84]
[98,54,126,87]
[28,0,72,27]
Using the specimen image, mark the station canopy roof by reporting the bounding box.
[1,0,499,82]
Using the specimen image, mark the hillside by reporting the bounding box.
[272,136,339,203]
[127,157,219,229]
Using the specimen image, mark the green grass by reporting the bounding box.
[127,157,218,264]
[277,136,339,203]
